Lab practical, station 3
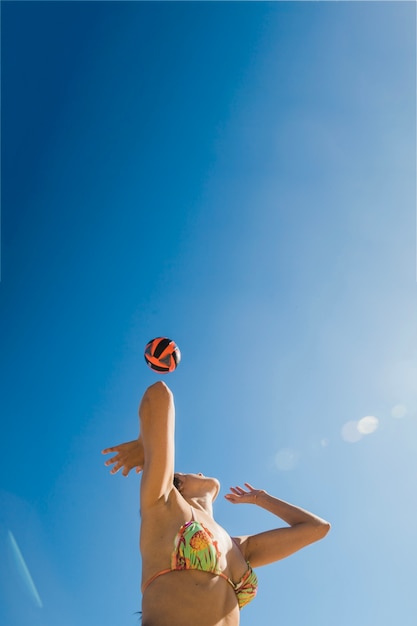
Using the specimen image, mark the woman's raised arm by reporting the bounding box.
[139,381,176,508]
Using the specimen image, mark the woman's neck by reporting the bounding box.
[186,496,213,518]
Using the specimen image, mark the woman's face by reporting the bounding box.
[174,472,220,501]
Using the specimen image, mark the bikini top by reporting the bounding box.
[142,508,258,609]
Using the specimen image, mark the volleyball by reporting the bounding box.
[144,337,181,373]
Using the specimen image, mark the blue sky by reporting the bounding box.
[1,2,416,625]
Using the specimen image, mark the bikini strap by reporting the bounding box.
[142,568,172,594]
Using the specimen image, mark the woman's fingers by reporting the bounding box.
[102,442,128,455]
[228,484,257,497]
[102,446,119,454]
[104,454,121,466]
[225,484,260,506]
[110,463,121,474]
[110,459,143,475]
[233,484,256,493]
[230,486,247,495]
[102,442,142,476]
[122,464,142,477]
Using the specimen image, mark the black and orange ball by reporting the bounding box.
[144,337,181,373]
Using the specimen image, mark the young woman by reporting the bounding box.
[103,381,330,626]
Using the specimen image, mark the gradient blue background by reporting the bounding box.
[1,2,416,625]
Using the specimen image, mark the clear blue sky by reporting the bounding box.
[1,2,416,625]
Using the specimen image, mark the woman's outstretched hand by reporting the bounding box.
[225,483,266,505]
[102,438,144,477]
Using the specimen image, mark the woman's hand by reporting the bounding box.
[224,483,266,505]
[102,438,144,477]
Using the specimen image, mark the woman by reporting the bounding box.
[102,381,330,626]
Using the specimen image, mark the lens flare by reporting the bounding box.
[391,404,407,419]
[274,448,299,471]
[8,530,43,608]
[357,415,379,434]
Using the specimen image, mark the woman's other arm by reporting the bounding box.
[227,483,330,567]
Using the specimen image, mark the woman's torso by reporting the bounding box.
[140,493,251,626]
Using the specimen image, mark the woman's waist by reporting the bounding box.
[142,569,240,626]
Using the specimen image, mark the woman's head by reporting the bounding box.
[173,472,220,503]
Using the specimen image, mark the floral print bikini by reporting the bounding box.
[142,507,258,609]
